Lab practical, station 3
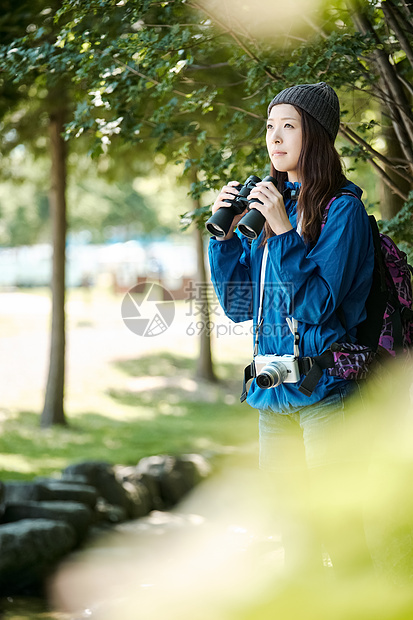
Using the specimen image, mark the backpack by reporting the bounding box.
[298,192,413,397]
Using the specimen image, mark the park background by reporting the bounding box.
[1,0,413,618]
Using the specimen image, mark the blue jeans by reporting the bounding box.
[259,382,362,471]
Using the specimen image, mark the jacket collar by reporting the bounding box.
[283,181,301,202]
[282,181,301,217]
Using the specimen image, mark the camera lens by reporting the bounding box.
[257,373,272,389]
[256,361,288,389]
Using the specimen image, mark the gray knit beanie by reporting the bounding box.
[267,82,340,141]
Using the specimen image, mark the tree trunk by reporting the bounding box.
[41,106,67,428]
[347,0,413,170]
[194,224,218,383]
[380,111,413,220]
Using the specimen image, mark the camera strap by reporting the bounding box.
[253,244,268,357]
[286,317,300,358]
[242,245,269,402]
[253,246,300,357]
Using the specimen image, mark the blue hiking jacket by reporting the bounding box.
[208,179,374,414]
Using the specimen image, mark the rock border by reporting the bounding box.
[0,453,211,595]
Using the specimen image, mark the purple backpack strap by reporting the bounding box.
[321,191,359,231]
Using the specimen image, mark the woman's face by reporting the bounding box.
[266,104,302,183]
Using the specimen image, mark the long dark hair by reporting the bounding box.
[261,107,345,246]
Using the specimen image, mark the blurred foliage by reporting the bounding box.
[0,151,49,246]
[0,149,194,245]
[379,191,413,261]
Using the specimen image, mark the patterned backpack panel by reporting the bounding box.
[379,233,413,355]
[328,342,376,380]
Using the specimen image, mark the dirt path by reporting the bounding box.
[0,289,251,415]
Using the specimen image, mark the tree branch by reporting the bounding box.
[340,125,410,200]
[395,0,413,30]
[109,55,265,121]
[302,15,328,39]
[241,81,272,100]
[369,161,409,201]
[188,63,230,70]
[347,0,413,149]
[340,123,413,184]
[381,0,413,70]
[215,102,264,120]
[130,23,213,28]
[187,1,282,82]
[397,71,413,97]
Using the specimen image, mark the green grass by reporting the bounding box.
[0,352,258,481]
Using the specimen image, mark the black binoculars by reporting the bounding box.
[205,175,277,240]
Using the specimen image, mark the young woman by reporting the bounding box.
[208,82,374,574]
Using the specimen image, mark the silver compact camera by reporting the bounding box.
[254,354,300,389]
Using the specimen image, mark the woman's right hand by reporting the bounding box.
[212,181,247,240]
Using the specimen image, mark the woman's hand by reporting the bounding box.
[247,180,293,236]
[212,181,248,240]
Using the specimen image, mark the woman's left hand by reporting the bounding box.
[247,180,293,236]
